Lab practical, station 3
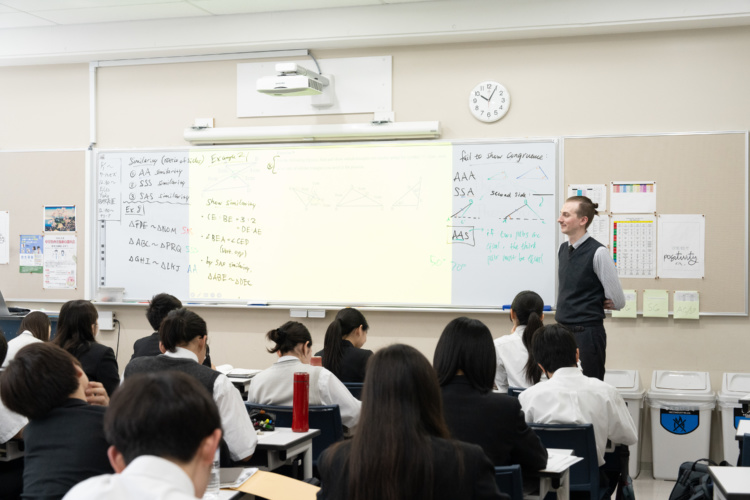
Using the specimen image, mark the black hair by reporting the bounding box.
[52,300,99,354]
[105,372,221,465]
[19,311,51,342]
[433,317,495,393]
[1,343,81,419]
[510,291,545,385]
[566,195,599,229]
[322,308,368,377]
[146,293,183,331]
[531,324,578,374]
[266,321,311,355]
[159,308,207,352]
[0,329,7,366]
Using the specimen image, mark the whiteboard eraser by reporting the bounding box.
[290,309,307,318]
[307,309,326,319]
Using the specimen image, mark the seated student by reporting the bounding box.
[248,321,361,429]
[2,311,51,369]
[434,317,548,473]
[0,330,27,500]
[315,307,373,383]
[0,343,113,500]
[519,325,637,466]
[317,344,506,500]
[494,291,545,393]
[131,293,213,368]
[124,308,256,462]
[63,371,223,500]
[52,300,120,397]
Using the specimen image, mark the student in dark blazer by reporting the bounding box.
[434,317,548,474]
[315,307,373,383]
[52,300,120,397]
[317,344,505,500]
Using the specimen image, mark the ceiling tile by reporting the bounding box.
[0,11,55,28]
[34,3,209,24]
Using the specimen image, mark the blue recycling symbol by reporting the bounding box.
[661,410,699,435]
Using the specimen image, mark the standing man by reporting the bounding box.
[556,196,624,380]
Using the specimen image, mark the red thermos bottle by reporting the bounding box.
[292,372,309,432]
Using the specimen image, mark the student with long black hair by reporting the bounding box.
[494,291,545,393]
[315,308,373,383]
[434,317,547,474]
[317,343,505,500]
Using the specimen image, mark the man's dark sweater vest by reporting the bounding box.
[555,237,606,326]
[124,355,219,395]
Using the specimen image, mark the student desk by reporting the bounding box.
[735,419,750,440]
[534,448,582,500]
[709,466,750,500]
[256,428,321,480]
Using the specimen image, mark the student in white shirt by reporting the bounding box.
[494,291,545,393]
[248,321,361,429]
[63,371,223,500]
[518,325,637,466]
[2,311,51,369]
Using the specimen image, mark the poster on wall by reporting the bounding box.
[611,215,657,278]
[657,214,705,279]
[43,234,77,289]
[568,184,607,212]
[610,181,656,213]
[20,235,44,273]
[0,211,8,264]
[44,205,76,232]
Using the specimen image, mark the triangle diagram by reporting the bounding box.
[338,188,381,208]
[504,202,543,221]
[516,166,549,180]
[393,179,422,207]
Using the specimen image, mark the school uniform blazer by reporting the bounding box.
[441,376,548,472]
[131,331,213,367]
[314,340,373,383]
[73,341,120,397]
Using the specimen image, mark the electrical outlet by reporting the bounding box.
[99,311,114,330]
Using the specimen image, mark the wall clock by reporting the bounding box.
[469,81,510,122]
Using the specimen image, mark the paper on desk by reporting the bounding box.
[220,467,257,488]
[612,289,637,319]
[231,470,319,500]
[543,453,583,473]
[643,289,668,318]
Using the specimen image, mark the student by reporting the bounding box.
[519,325,637,466]
[317,344,505,500]
[315,307,373,383]
[248,321,361,429]
[434,317,547,473]
[0,343,113,500]
[131,293,214,368]
[494,291,545,393]
[556,196,625,380]
[124,308,256,463]
[2,310,51,369]
[52,300,120,397]
[63,371,223,500]
[0,330,27,500]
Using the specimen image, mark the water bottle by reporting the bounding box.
[202,446,220,500]
[292,372,310,432]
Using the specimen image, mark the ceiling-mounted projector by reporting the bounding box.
[257,63,330,96]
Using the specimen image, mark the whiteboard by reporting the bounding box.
[96,140,558,308]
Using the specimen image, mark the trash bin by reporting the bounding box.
[647,370,715,480]
[718,372,750,465]
[605,369,645,478]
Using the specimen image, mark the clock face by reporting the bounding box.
[469,81,510,122]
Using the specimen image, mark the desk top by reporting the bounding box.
[709,466,750,499]
[256,428,321,451]
[735,419,750,440]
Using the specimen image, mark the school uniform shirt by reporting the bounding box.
[63,455,198,500]
[73,341,121,397]
[314,340,373,383]
[493,325,531,393]
[248,356,361,428]
[0,400,27,444]
[2,330,43,369]
[518,367,637,466]
[131,332,213,367]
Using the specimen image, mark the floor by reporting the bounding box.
[632,475,676,500]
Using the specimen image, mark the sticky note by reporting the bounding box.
[612,289,637,318]
[643,289,668,318]
[674,291,699,320]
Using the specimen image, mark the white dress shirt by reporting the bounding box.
[570,232,626,310]
[494,326,531,393]
[63,455,198,500]
[518,367,637,465]
[248,356,361,428]
[164,348,257,461]
[2,330,43,369]
[0,399,27,444]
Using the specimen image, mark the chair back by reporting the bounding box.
[246,402,344,466]
[529,423,603,500]
[343,382,363,400]
[494,465,523,500]
[507,387,524,398]
[742,434,750,467]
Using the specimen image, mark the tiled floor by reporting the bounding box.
[632,475,676,500]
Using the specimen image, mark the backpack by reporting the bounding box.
[668,458,730,500]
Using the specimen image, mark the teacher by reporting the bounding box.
[556,196,624,380]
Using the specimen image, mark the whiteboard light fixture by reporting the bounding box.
[183,121,441,145]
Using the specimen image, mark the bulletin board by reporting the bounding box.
[0,150,87,301]
[562,132,748,315]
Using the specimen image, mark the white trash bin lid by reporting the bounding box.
[605,369,646,400]
[718,372,750,408]
[647,370,715,410]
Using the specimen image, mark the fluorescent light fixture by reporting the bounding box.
[184,121,440,145]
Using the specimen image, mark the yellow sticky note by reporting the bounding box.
[643,289,668,318]
[612,289,637,318]
[674,291,700,320]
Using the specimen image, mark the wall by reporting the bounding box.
[3,25,750,467]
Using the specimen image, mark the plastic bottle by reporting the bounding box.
[202,446,220,500]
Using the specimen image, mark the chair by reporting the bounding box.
[343,382,363,400]
[494,465,523,500]
[245,403,344,466]
[529,423,608,500]
[507,387,525,398]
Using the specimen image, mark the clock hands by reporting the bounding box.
[487,86,497,103]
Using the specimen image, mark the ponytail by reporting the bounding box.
[522,312,544,385]
[266,321,311,355]
[511,290,545,386]
[322,308,368,377]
